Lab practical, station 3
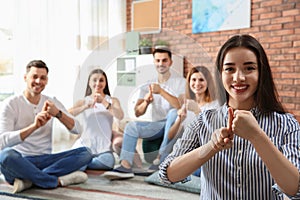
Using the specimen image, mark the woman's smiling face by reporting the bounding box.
[89,73,107,94]
[189,71,208,96]
[222,47,259,110]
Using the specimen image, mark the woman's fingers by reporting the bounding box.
[227,107,234,131]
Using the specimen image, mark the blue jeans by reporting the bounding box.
[192,168,201,177]
[0,147,92,188]
[120,120,166,165]
[158,108,180,162]
[83,151,115,170]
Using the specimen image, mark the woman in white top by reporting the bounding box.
[152,66,219,170]
[69,68,124,170]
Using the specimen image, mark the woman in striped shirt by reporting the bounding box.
[159,34,300,199]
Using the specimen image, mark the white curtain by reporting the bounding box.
[8,0,125,107]
[0,0,15,104]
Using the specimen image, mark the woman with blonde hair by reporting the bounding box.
[150,66,219,170]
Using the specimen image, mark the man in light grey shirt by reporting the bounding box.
[0,60,92,193]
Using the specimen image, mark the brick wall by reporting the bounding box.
[126,0,300,121]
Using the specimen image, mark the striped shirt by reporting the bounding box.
[159,104,300,200]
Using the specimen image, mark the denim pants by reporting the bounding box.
[0,147,92,188]
[84,151,115,170]
[120,120,166,165]
[158,108,180,162]
[160,109,201,176]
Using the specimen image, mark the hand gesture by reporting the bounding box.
[144,85,154,103]
[43,100,60,118]
[225,107,234,142]
[150,83,161,94]
[232,110,262,141]
[94,93,105,104]
[85,99,95,109]
[34,111,51,128]
[210,107,234,151]
[186,99,200,114]
[177,98,187,121]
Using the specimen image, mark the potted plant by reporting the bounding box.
[154,39,169,49]
[139,38,152,54]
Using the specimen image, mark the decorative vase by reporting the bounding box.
[140,46,152,54]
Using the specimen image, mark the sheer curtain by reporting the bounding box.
[0,0,15,106]
[11,0,126,107]
[4,0,125,143]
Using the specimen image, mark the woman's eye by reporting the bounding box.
[246,66,256,71]
[224,67,234,72]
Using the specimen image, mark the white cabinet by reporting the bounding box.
[108,54,183,121]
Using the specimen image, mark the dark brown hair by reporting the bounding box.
[26,60,49,73]
[85,68,111,97]
[215,34,285,113]
[152,47,172,59]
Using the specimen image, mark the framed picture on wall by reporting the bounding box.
[192,0,251,33]
[132,0,161,34]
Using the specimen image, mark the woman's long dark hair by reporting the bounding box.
[185,66,216,103]
[85,68,111,97]
[215,34,285,113]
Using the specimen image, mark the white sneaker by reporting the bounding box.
[12,178,32,193]
[152,158,160,166]
[102,165,134,180]
[59,171,88,186]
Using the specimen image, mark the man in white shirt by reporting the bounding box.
[103,47,185,179]
[0,60,92,193]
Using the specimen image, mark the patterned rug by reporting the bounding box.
[0,170,199,200]
[0,192,46,200]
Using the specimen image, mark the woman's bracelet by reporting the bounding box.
[106,103,112,110]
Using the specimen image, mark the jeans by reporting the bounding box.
[192,168,201,177]
[0,147,92,188]
[120,120,166,165]
[158,108,181,162]
[84,151,115,170]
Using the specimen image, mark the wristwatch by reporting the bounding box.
[55,110,62,119]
